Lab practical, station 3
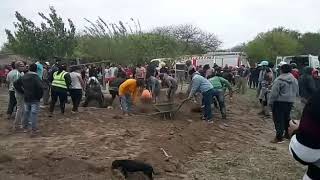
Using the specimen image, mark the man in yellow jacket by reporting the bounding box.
[119,79,144,115]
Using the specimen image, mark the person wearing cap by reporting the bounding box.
[49,63,71,117]
[257,60,273,117]
[269,64,299,143]
[42,62,51,106]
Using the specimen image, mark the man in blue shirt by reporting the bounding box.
[188,68,214,122]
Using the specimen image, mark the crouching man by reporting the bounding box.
[83,76,104,108]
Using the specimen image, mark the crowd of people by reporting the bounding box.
[2,57,319,179]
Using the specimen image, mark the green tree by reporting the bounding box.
[299,32,320,56]
[245,30,300,64]
[5,6,76,61]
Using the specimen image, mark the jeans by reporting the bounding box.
[23,102,40,130]
[212,89,226,118]
[70,89,82,111]
[272,101,293,139]
[120,94,132,113]
[202,89,214,120]
[14,92,24,128]
[7,91,17,115]
[50,88,68,113]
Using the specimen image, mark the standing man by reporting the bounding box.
[6,61,22,119]
[36,61,44,80]
[188,68,214,122]
[298,66,316,105]
[238,65,250,94]
[11,61,25,130]
[135,64,146,81]
[269,64,299,143]
[14,63,43,136]
[42,62,50,106]
[69,67,85,113]
[49,64,71,117]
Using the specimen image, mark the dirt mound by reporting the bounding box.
[0,88,304,179]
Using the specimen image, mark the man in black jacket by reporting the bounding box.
[14,63,43,135]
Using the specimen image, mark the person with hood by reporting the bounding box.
[49,63,71,117]
[269,64,299,143]
[298,66,316,104]
[14,63,43,136]
[288,88,320,180]
[188,68,214,122]
[159,73,178,102]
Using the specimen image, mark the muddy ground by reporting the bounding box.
[0,87,305,180]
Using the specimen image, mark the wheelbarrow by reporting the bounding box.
[149,98,190,120]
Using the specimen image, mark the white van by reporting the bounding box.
[276,55,319,69]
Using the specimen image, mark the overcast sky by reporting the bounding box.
[1,0,320,49]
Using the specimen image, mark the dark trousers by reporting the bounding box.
[70,89,82,111]
[7,91,17,115]
[249,79,253,88]
[50,88,68,113]
[83,92,104,108]
[272,101,293,139]
[202,89,214,120]
[109,90,118,106]
[212,89,226,118]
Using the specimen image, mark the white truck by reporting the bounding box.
[177,52,250,68]
[276,55,319,69]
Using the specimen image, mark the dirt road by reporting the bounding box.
[0,88,304,179]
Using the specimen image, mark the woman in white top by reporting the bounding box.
[69,66,85,112]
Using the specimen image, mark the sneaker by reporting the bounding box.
[201,116,206,121]
[207,120,214,124]
[270,137,284,144]
[71,111,77,114]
